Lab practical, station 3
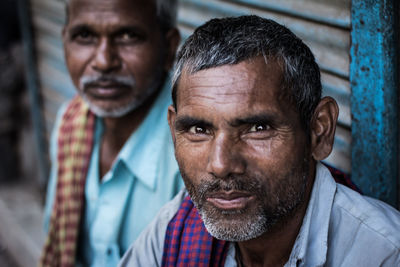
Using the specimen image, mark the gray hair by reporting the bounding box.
[64,0,178,30]
[172,15,322,131]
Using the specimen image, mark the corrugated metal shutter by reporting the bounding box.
[30,0,73,141]
[29,0,352,173]
[177,0,352,172]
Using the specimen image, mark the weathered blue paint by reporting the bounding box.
[350,0,398,207]
[17,0,50,188]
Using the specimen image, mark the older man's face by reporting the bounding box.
[168,57,313,241]
[63,0,171,117]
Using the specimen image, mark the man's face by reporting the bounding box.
[168,57,313,241]
[63,0,172,117]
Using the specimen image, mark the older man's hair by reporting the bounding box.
[64,0,178,30]
[172,15,322,131]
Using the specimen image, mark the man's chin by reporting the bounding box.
[201,213,268,242]
[82,97,140,118]
[197,205,268,242]
[88,104,137,118]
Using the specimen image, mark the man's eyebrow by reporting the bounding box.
[112,26,146,37]
[68,24,146,37]
[113,25,143,33]
[229,113,275,127]
[174,116,213,130]
[68,24,94,35]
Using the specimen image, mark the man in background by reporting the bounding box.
[41,0,182,266]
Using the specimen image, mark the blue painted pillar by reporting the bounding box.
[350,0,398,207]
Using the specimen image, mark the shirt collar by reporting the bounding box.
[112,76,174,190]
[286,162,337,267]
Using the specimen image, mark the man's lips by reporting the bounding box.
[206,191,255,210]
[85,83,130,98]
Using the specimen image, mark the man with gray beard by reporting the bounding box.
[120,16,400,267]
[40,0,183,266]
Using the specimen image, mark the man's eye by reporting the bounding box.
[249,124,270,132]
[73,31,95,43]
[121,32,135,40]
[115,30,140,43]
[189,126,209,134]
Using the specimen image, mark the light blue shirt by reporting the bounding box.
[120,163,400,267]
[44,79,184,267]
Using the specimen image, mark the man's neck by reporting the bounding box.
[236,170,316,267]
[99,89,161,177]
[235,206,306,266]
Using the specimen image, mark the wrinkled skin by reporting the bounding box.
[168,56,338,265]
[169,57,311,240]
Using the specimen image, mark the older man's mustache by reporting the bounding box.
[80,75,135,90]
[196,175,263,199]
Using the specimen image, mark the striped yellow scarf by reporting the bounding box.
[40,96,95,267]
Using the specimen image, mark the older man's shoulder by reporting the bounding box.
[327,184,400,266]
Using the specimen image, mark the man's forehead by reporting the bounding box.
[67,0,156,22]
[178,58,283,102]
[181,67,252,96]
[175,58,294,119]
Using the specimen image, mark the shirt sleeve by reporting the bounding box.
[118,189,187,267]
[43,103,68,232]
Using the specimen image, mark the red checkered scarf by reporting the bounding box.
[162,195,230,267]
[40,96,95,267]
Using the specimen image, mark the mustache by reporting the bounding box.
[197,175,263,199]
[79,74,135,90]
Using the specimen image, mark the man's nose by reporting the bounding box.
[92,38,121,73]
[206,133,246,178]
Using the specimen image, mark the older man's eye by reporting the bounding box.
[189,126,209,134]
[121,33,131,40]
[249,124,270,132]
[119,32,134,41]
[115,30,142,44]
[73,30,95,43]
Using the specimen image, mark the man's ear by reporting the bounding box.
[167,105,177,144]
[164,28,181,71]
[310,96,339,161]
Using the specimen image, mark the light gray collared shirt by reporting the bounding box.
[120,163,400,267]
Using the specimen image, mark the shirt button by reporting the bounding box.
[107,248,112,256]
